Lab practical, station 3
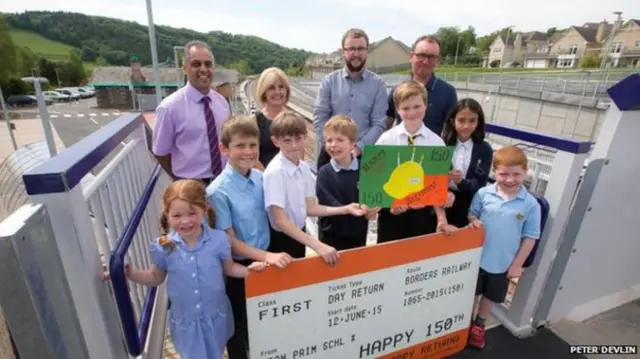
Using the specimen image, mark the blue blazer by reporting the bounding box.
[456,140,493,195]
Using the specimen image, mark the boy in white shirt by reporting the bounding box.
[262,111,366,265]
[376,80,457,243]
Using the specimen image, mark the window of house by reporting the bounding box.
[568,45,579,54]
[610,42,623,53]
[635,40,640,48]
[558,59,573,68]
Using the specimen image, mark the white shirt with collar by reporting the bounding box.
[376,122,445,146]
[329,155,359,172]
[263,152,316,231]
[453,139,473,176]
[450,139,474,190]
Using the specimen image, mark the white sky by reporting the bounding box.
[2,1,639,53]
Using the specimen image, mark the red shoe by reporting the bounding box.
[468,322,486,349]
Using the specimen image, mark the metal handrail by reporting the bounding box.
[108,164,162,356]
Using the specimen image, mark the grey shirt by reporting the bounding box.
[313,68,388,150]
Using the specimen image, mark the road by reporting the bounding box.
[10,98,128,174]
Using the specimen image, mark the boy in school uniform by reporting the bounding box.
[316,115,380,251]
[206,116,294,359]
[375,80,457,243]
[467,146,541,349]
[262,111,367,264]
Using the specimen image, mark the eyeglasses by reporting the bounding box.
[190,60,213,68]
[343,47,368,53]
[413,53,439,61]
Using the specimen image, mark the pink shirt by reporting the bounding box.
[152,82,230,179]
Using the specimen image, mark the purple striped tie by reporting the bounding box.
[200,96,222,177]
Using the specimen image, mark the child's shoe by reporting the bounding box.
[468,322,486,349]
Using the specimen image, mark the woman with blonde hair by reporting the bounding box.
[253,67,292,169]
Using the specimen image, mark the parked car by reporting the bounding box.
[43,91,71,102]
[7,95,53,107]
[76,87,95,98]
[55,89,81,101]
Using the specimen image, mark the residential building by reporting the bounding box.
[306,36,411,79]
[521,19,640,69]
[487,31,549,68]
[607,19,640,68]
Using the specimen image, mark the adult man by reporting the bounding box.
[386,35,458,136]
[313,28,388,169]
[152,40,230,185]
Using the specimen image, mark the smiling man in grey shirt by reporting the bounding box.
[313,28,388,169]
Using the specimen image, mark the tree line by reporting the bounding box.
[0,15,86,97]
[3,11,313,76]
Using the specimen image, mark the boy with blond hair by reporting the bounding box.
[317,115,379,251]
[467,146,541,349]
[262,111,366,264]
[375,80,456,243]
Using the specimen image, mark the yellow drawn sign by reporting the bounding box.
[360,145,454,209]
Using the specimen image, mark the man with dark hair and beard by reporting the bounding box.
[313,28,388,169]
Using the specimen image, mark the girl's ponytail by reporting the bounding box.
[158,212,176,251]
[206,207,216,229]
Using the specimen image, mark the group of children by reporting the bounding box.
[113,79,542,359]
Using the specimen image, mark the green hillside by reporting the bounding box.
[3,11,315,75]
[9,29,77,61]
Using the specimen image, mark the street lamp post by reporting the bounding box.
[599,11,623,70]
[22,77,57,156]
[0,88,18,150]
[173,45,184,87]
[454,35,462,66]
[502,25,515,68]
[145,0,163,107]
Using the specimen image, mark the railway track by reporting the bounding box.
[246,81,317,164]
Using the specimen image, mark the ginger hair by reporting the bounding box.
[158,179,215,250]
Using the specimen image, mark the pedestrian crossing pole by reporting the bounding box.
[145,0,163,108]
[22,77,57,156]
[34,79,57,156]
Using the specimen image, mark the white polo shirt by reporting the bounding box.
[263,152,316,231]
[376,123,445,146]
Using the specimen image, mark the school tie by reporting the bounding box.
[407,134,421,146]
[200,96,222,177]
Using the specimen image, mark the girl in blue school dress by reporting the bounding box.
[124,179,267,359]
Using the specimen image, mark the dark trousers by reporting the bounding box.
[226,258,253,359]
[445,189,473,228]
[319,231,367,251]
[377,207,436,244]
[269,226,307,258]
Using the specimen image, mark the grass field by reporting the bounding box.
[10,29,97,74]
[10,29,77,59]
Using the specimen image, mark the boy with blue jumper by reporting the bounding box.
[207,116,293,359]
[316,115,379,251]
[467,146,541,349]
[263,111,366,265]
